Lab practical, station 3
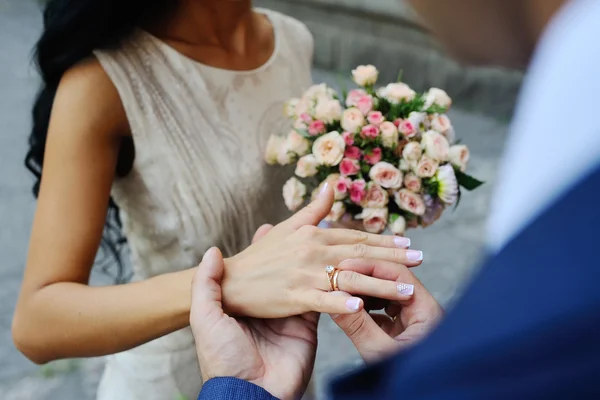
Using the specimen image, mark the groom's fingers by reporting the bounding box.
[331,308,399,363]
[190,247,226,326]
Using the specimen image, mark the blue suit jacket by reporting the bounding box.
[198,163,600,400]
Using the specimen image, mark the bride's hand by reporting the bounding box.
[222,184,424,318]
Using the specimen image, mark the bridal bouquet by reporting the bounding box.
[265,65,483,234]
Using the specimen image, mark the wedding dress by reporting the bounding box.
[93,9,313,400]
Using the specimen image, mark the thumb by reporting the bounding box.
[285,182,334,230]
[190,247,226,327]
[331,305,398,363]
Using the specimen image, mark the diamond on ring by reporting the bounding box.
[325,265,335,273]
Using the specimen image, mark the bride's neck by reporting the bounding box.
[157,0,255,52]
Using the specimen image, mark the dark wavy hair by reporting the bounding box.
[25,0,174,282]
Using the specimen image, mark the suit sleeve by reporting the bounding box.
[198,378,279,400]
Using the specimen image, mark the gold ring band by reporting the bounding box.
[332,269,340,291]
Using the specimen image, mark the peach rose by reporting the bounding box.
[367,111,385,126]
[339,158,360,176]
[361,182,389,208]
[404,173,422,192]
[358,208,388,234]
[449,144,470,172]
[388,214,407,235]
[315,98,343,124]
[421,130,450,162]
[295,154,319,178]
[283,177,306,211]
[341,107,366,133]
[264,135,285,165]
[402,141,422,166]
[325,201,346,223]
[369,161,403,189]
[415,156,439,178]
[312,131,346,166]
[346,88,368,107]
[424,87,452,110]
[430,114,452,135]
[352,64,379,86]
[380,82,416,104]
[394,189,426,216]
[286,130,311,157]
[380,121,399,149]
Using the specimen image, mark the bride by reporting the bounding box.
[12,0,423,399]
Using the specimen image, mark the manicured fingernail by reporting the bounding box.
[394,237,411,248]
[397,283,414,296]
[346,297,361,311]
[406,250,423,261]
[319,182,330,196]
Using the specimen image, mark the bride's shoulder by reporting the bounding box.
[261,8,314,47]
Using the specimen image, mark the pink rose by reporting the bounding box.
[300,112,312,125]
[394,189,426,216]
[342,131,355,146]
[349,179,367,204]
[344,146,362,160]
[335,176,352,199]
[346,89,367,107]
[367,111,385,126]
[312,131,346,166]
[295,154,319,178]
[357,95,374,115]
[341,107,365,133]
[325,201,346,223]
[369,161,403,189]
[415,156,439,178]
[380,121,399,149]
[399,120,417,138]
[421,130,450,162]
[393,118,403,128]
[403,173,422,192]
[402,142,422,165]
[283,177,307,211]
[358,208,389,234]
[364,148,382,165]
[361,182,389,208]
[449,144,470,172]
[339,158,361,176]
[308,120,326,136]
[360,124,379,139]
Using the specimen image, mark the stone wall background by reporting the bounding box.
[256,0,523,120]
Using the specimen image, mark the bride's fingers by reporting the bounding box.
[321,229,411,249]
[305,290,365,315]
[251,224,273,244]
[329,245,424,267]
[335,270,415,301]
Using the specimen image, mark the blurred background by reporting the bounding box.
[0,0,520,398]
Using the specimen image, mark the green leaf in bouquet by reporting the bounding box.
[294,128,312,139]
[389,213,401,224]
[455,169,485,191]
[453,188,462,211]
[361,163,371,175]
[422,178,439,196]
[424,104,448,114]
[396,69,404,83]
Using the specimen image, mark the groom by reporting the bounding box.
[191,0,600,398]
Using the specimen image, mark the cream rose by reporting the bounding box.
[394,189,426,216]
[264,135,284,165]
[404,173,422,192]
[314,98,343,124]
[341,107,366,133]
[312,131,346,166]
[304,83,334,100]
[415,156,439,178]
[388,214,407,235]
[369,161,403,189]
[361,182,389,209]
[380,121,399,149]
[325,201,346,222]
[402,141,422,166]
[295,154,319,178]
[421,130,450,162]
[357,208,389,234]
[352,65,379,86]
[282,177,306,211]
[294,97,311,118]
[430,114,452,135]
[284,98,299,118]
[449,144,470,172]
[286,130,311,156]
[424,87,452,110]
[380,82,416,104]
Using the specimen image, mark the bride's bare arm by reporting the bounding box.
[12,59,195,364]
